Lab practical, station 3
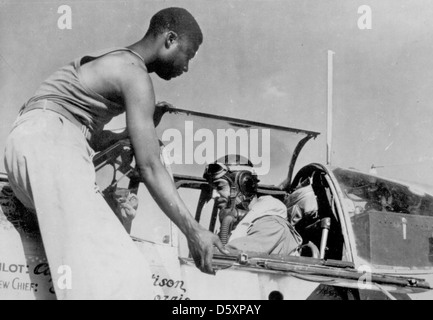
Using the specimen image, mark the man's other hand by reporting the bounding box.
[118,193,139,223]
[153,101,176,127]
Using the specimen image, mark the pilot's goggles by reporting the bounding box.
[203,162,230,182]
[203,162,256,182]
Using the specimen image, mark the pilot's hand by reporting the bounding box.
[187,226,230,275]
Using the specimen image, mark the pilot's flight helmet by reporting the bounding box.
[203,154,259,197]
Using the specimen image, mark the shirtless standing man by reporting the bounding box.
[3,7,227,300]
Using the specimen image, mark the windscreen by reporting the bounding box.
[156,109,316,187]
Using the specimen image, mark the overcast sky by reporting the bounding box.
[1,0,433,188]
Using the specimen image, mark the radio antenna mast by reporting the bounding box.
[327,50,335,166]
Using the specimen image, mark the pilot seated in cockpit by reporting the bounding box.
[203,155,302,256]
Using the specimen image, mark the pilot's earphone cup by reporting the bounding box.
[235,171,259,196]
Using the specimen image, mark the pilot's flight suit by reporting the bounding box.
[226,195,303,255]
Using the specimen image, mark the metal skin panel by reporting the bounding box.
[352,211,433,268]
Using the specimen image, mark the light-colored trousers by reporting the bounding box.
[4,106,155,300]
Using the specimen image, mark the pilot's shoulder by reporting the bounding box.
[256,195,286,208]
[254,195,288,217]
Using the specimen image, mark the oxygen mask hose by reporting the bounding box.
[220,215,235,246]
[219,186,238,245]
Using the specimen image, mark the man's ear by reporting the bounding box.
[165,31,179,49]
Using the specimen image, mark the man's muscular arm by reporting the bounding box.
[112,61,228,274]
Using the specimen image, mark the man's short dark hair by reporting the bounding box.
[146,7,203,50]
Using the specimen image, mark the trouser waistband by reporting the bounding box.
[20,100,92,141]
